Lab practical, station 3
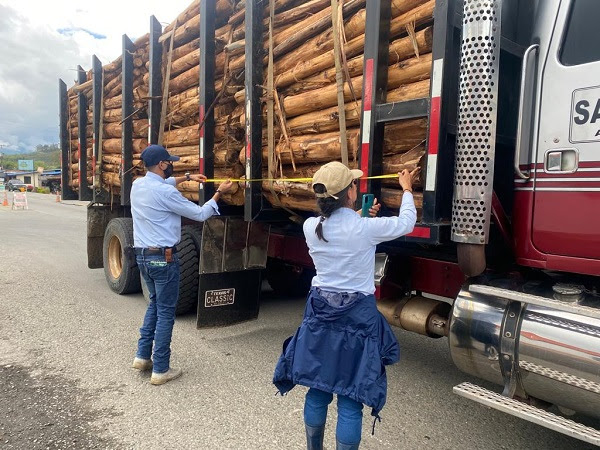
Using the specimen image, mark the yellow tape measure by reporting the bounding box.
[201,174,400,183]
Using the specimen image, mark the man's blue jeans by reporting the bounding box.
[135,253,180,374]
[304,387,364,445]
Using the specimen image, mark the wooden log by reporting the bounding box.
[284,79,429,135]
[263,185,422,214]
[104,120,148,139]
[164,0,234,36]
[176,179,244,206]
[170,49,226,80]
[283,53,432,117]
[230,2,367,75]
[282,28,433,96]
[165,65,224,96]
[167,86,199,112]
[102,138,148,154]
[273,0,433,76]
[240,129,361,166]
[227,0,299,26]
[386,79,430,103]
[163,118,243,148]
[134,33,150,50]
[381,188,423,212]
[104,73,122,96]
[273,0,365,57]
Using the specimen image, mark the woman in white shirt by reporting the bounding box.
[273,162,419,450]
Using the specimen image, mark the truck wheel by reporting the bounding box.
[103,218,141,294]
[266,258,314,297]
[174,225,203,315]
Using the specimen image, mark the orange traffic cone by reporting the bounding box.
[55,191,61,203]
[2,192,8,207]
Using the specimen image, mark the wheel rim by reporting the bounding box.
[108,235,123,280]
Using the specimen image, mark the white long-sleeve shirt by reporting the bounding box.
[303,192,416,295]
[131,172,219,248]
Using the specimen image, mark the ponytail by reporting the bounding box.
[313,183,352,241]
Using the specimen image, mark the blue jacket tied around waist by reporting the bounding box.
[273,288,400,418]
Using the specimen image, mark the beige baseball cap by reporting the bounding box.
[312,161,363,199]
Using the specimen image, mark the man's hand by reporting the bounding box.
[189,174,207,183]
[217,180,234,194]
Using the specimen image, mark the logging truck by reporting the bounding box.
[58,0,600,444]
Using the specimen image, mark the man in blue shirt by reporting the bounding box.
[131,145,232,385]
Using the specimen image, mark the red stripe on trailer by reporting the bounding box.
[406,226,431,239]
[428,96,441,155]
[360,143,369,192]
[363,59,374,111]
[360,58,374,192]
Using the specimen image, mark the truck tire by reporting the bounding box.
[266,258,314,298]
[103,218,141,294]
[174,225,203,315]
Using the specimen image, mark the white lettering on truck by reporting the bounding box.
[570,85,600,143]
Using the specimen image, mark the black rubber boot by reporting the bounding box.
[336,440,360,450]
[305,424,325,450]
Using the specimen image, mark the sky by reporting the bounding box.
[0,0,193,154]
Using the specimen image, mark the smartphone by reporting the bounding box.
[361,194,374,217]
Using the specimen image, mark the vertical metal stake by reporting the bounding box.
[199,0,216,205]
[244,0,265,221]
[121,35,135,206]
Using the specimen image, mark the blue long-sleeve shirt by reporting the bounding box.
[303,192,416,295]
[131,172,219,248]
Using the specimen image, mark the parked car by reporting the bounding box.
[6,179,27,192]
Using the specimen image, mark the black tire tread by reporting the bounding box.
[102,218,141,295]
[175,225,202,315]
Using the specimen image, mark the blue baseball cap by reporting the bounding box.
[141,145,180,167]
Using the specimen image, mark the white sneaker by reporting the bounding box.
[150,367,182,385]
[132,357,153,371]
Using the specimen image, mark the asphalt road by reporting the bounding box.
[0,192,597,449]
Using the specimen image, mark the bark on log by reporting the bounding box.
[102,138,148,154]
[285,80,429,135]
[240,129,361,166]
[264,186,422,213]
[104,120,148,139]
[386,79,430,103]
[273,0,433,76]
[282,28,433,96]
[283,53,432,117]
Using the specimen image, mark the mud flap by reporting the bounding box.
[197,270,263,328]
[196,217,269,328]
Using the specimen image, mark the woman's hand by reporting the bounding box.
[398,168,420,192]
[368,198,380,217]
[355,198,381,217]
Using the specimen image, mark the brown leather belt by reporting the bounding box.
[134,247,177,257]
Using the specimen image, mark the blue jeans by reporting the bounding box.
[304,388,364,445]
[135,253,180,374]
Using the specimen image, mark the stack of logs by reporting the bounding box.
[101,34,150,193]
[156,0,434,215]
[66,0,435,217]
[66,70,93,191]
[155,0,245,205]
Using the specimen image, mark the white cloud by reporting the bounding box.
[0,0,193,153]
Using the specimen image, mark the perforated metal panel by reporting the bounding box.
[451,0,502,244]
